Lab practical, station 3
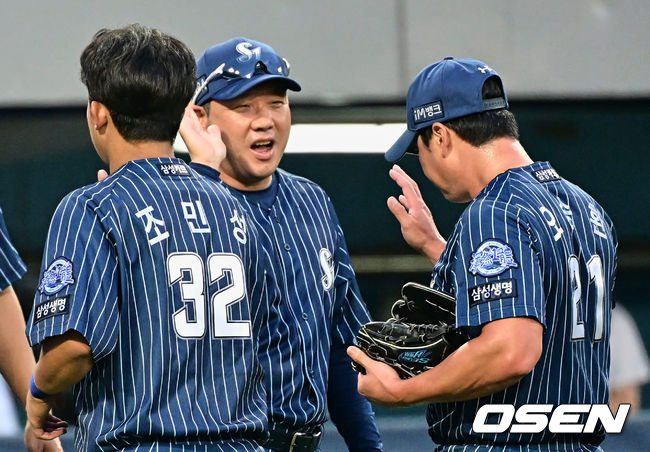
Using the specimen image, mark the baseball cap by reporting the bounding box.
[193,37,301,105]
[385,57,508,163]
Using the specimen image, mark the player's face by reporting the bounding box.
[205,81,291,191]
[417,134,469,203]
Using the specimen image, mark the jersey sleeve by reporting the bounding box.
[328,200,371,346]
[450,201,546,328]
[0,206,27,290]
[26,192,119,361]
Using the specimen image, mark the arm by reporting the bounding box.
[27,330,93,440]
[387,165,446,264]
[0,286,67,451]
[326,202,382,450]
[0,286,37,406]
[348,316,543,406]
[328,344,382,452]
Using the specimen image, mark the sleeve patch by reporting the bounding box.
[468,239,518,277]
[38,257,75,295]
[468,279,518,307]
[34,296,70,323]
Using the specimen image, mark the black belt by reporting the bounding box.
[262,425,323,452]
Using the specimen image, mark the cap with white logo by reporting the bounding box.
[385,57,508,163]
[193,37,301,105]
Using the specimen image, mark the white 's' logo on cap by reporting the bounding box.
[236,42,262,63]
[477,65,493,74]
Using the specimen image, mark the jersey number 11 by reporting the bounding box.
[569,255,605,343]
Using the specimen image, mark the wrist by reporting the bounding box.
[422,238,447,264]
[29,374,53,400]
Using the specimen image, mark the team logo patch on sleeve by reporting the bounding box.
[34,296,69,323]
[38,257,75,295]
[468,278,518,306]
[468,239,518,277]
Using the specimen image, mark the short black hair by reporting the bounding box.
[80,24,195,143]
[419,76,519,147]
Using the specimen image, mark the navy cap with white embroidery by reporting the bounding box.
[193,37,301,105]
[385,57,508,163]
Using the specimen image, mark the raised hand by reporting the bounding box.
[179,106,226,170]
[387,164,446,264]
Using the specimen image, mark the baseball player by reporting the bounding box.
[25,25,279,451]
[0,206,65,451]
[348,57,617,451]
[186,38,382,451]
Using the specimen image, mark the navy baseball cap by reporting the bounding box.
[385,57,508,163]
[193,37,301,105]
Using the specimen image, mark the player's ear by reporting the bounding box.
[433,123,452,158]
[192,103,210,129]
[88,100,109,131]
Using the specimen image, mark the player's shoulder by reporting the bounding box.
[465,176,524,218]
[277,168,323,189]
[59,178,117,210]
[276,168,331,200]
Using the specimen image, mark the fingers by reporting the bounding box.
[346,346,371,367]
[387,196,409,224]
[97,169,108,182]
[179,106,200,136]
[398,194,409,209]
[42,416,68,431]
[38,428,67,441]
[389,164,422,197]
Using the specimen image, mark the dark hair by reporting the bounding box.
[80,24,195,143]
[418,76,519,147]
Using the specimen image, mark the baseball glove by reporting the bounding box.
[353,319,466,379]
[353,282,466,379]
[391,282,456,325]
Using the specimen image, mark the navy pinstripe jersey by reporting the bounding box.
[27,158,277,452]
[205,168,372,431]
[427,162,617,452]
[0,206,26,290]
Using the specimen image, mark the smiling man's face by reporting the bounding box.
[205,80,291,191]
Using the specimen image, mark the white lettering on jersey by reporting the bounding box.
[319,248,335,291]
[539,206,564,241]
[182,200,210,234]
[588,203,608,239]
[136,205,169,245]
[230,209,247,245]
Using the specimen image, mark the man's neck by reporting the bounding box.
[219,171,274,192]
[470,138,533,199]
[108,141,175,174]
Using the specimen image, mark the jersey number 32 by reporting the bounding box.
[167,252,251,339]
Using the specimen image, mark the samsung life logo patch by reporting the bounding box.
[34,296,70,323]
[412,101,443,124]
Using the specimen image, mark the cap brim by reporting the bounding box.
[212,74,301,101]
[385,129,417,163]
